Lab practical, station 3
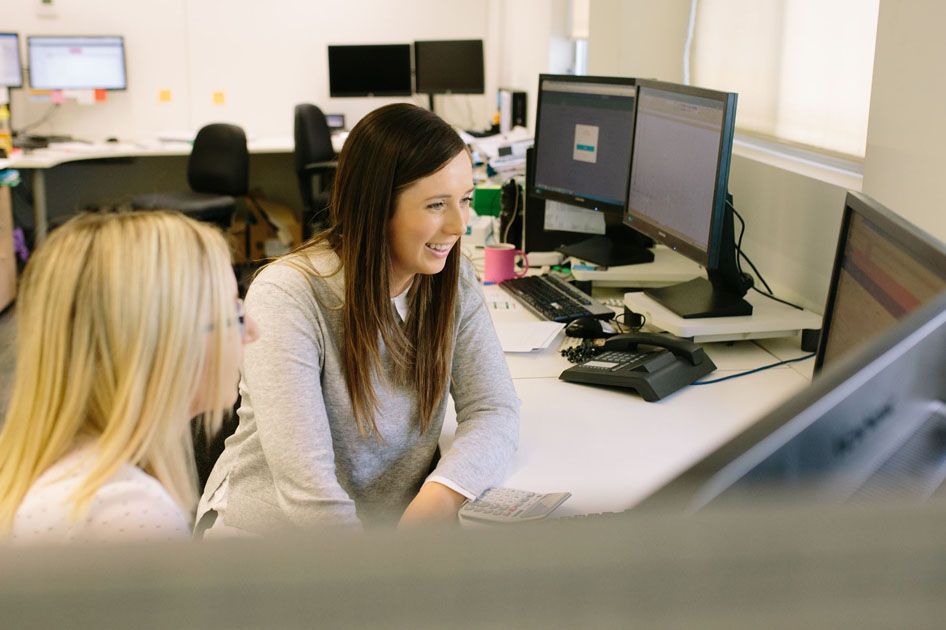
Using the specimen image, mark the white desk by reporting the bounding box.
[7,133,346,244]
[441,284,810,516]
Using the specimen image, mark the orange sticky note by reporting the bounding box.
[94,89,107,102]
[212,91,225,105]
[158,89,172,102]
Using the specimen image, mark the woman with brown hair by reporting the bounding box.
[197,103,519,534]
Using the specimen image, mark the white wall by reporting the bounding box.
[494,0,572,131]
[587,0,690,83]
[862,0,946,243]
[6,0,564,141]
[587,0,848,311]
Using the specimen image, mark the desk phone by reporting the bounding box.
[559,333,716,401]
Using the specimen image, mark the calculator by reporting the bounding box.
[458,487,572,524]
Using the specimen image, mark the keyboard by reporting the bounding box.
[498,274,615,323]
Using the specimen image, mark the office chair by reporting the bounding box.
[132,123,249,227]
[293,103,337,236]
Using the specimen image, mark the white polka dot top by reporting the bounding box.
[10,442,191,544]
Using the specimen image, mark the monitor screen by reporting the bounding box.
[532,75,637,213]
[0,33,22,88]
[325,113,346,131]
[327,44,412,97]
[815,191,946,371]
[27,35,127,90]
[414,40,484,94]
[624,81,736,268]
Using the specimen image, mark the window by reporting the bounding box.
[690,0,879,158]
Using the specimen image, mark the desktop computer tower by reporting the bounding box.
[499,88,527,133]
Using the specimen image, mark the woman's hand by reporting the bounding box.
[398,482,466,528]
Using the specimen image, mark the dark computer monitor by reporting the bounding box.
[27,35,127,90]
[0,33,23,88]
[327,44,412,97]
[815,191,946,372]
[531,74,654,267]
[414,39,484,95]
[325,113,346,131]
[643,289,946,511]
[624,80,748,318]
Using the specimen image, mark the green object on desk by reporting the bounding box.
[473,184,502,216]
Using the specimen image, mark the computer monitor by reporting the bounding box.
[531,74,654,267]
[327,44,412,97]
[624,80,748,318]
[643,289,946,511]
[0,33,22,88]
[27,35,127,90]
[815,191,946,372]
[325,113,346,131]
[414,40,484,95]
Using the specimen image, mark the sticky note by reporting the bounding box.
[0,87,9,106]
[212,91,225,105]
[94,89,107,102]
[51,90,64,104]
[159,89,172,103]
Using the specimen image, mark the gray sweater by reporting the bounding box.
[199,247,519,531]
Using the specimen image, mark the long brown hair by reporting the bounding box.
[291,104,467,436]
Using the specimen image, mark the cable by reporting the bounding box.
[750,285,804,310]
[13,104,61,136]
[728,201,804,310]
[501,180,519,244]
[729,203,773,293]
[691,352,815,385]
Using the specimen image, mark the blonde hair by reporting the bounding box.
[0,211,236,531]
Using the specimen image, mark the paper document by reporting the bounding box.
[494,321,565,353]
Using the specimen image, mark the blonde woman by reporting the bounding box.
[0,211,258,543]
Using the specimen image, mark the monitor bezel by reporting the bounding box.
[27,34,128,91]
[0,32,23,89]
[623,79,737,269]
[413,39,484,95]
[814,190,946,373]
[531,73,638,216]
[327,44,412,98]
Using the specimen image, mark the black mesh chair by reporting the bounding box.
[293,104,337,236]
[132,123,249,227]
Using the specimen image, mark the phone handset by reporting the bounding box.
[602,332,709,366]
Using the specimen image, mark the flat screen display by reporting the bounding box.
[0,33,22,88]
[532,76,637,212]
[414,40,484,94]
[328,44,412,97]
[816,192,946,370]
[28,35,127,90]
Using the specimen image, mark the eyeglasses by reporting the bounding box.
[233,298,246,338]
[204,298,246,338]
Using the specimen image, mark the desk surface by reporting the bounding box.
[441,284,811,516]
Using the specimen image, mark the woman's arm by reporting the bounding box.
[397,481,466,527]
[425,260,521,505]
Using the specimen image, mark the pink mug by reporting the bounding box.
[483,243,529,283]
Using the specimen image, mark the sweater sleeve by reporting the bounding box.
[429,258,520,497]
[240,269,361,528]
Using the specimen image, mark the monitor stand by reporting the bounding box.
[646,277,751,319]
[557,235,654,267]
[624,289,822,344]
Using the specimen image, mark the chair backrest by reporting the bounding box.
[188,123,249,197]
[293,103,335,173]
